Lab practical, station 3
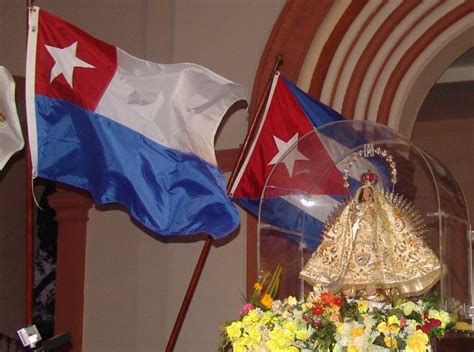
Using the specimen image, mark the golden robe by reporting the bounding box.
[299,186,443,297]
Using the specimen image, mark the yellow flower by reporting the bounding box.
[296,328,310,341]
[284,321,297,335]
[378,318,400,335]
[254,282,263,292]
[387,315,401,334]
[428,309,451,328]
[400,301,417,316]
[347,345,359,352]
[266,327,293,351]
[357,300,369,314]
[336,323,344,334]
[384,336,398,349]
[226,321,242,341]
[242,309,260,325]
[377,322,389,335]
[428,309,440,320]
[440,310,451,327]
[260,293,273,309]
[260,311,273,325]
[454,321,473,331]
[406,330,429,352]
[238,335,252,348]
[247,324,262,346]
[232,342,246,352]
[351,327,364,337]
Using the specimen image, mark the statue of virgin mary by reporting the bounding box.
[299,169,443,300]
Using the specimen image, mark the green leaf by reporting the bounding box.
[372,334,386,347]
[396,336,406,350]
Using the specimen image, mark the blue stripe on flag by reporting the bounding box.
[234,196,327,251]
[284,77,344,127]
[35,96,239,238]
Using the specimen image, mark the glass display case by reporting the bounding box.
[257,120,472,313]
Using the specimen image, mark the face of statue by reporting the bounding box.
[361,187,373,202]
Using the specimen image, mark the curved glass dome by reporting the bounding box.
[257,120,471,310]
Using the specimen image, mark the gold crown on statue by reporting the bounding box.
[342,145,397,189]
[361,169,379,186]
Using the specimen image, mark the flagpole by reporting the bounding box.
[227,54,283,190]
[166,54,283,351]
[25,0,35,326]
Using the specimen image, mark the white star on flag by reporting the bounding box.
[45,41,95,88]
[268,133,309,177]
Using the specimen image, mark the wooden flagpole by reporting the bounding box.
[166,54,283,351]
[25,0,35,326]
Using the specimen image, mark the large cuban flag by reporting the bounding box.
[229,73,390,250]
[25,7,248,238]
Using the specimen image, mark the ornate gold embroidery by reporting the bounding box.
[299,186,443,298]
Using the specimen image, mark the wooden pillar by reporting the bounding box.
[48,186,93,352]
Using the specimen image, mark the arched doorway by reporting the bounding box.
[412,47,474,226]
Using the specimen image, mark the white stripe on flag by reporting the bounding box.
[96,48,247,166]
[0,66,24,170]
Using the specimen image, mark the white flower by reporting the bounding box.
[271,299,283,313]
[286,296,298,306]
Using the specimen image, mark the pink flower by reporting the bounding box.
[400,317,407,327]
[240,303,253,316]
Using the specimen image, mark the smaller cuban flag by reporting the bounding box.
[0,66,24,170]
[25,7,248,238]
[229,72,350,249]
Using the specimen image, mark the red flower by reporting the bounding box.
[419,324,431,333]
[417,318,442,334]
[429,319,441,328]
[320,292,334,305]
[332,295,344,306]
[312,307,324,316]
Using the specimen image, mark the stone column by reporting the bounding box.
[48,186,93,352]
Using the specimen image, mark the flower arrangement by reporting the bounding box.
[220,277,457,352]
